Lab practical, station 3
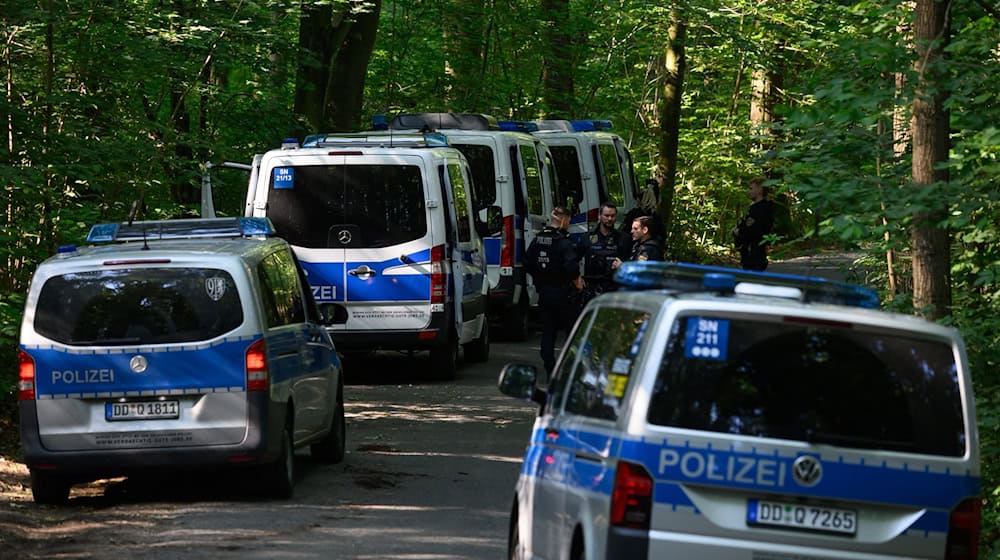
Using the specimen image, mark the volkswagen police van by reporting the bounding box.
[18,217,345,503]
[500,119,640,243]
[498,262,981,559]
[243,132,489,380]
[386,113,559,340]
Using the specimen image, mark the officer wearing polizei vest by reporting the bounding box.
[524,206,583,378]
[583,202,630,299]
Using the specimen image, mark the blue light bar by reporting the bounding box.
[87,217,276,243]
[372,114,389,130]
[614,261,880,309]
[498,120,539,132]
[570,119,614,132]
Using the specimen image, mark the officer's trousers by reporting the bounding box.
[537,286,576,378]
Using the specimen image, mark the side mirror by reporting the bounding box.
[498,363,545,405]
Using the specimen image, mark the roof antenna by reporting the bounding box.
[128,193,150,250]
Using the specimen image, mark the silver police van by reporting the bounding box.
[18,217,345,503]
[244,133,490,380]
[499,262,981,559]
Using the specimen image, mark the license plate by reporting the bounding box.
[105,400,180,421]
[747,499,857,535]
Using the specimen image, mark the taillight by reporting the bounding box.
[18,350,35,401]
[946,498,981,559]
[245,339,269,392]
[500,215,515,268]
[430,244,446,305]
[610,461,654,530]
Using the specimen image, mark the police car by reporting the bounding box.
[18,218,345,503]
[498,262,981,559]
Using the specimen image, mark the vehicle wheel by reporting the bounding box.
[463,318,490,363]
[311,383,346,464]
[29,470,70,505]
[501,299,528,341]
[508,502,523,560]
[266,424,295,499]
[428,333,459,381]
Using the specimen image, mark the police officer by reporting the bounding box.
[524,206,583,378]
[732,177,776,271]
[583,202,630,299]
[626,215,663,262]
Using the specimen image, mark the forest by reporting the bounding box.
[2,0,999,550]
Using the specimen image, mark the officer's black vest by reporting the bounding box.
[585,227,626,280]
[526,226,572,287]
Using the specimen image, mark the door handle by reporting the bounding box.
[348,265,377,279]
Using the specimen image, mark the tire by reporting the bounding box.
[311,383,346,464]
[507,502,523,560]
[29,470,70,505]
[463,318,490,363]
[266,424,295,499]
[500,299,528,341]
[428,333,459,381]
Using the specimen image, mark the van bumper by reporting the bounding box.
[328,309,455,352]
[488,269,525,311]
[18,393,286,482]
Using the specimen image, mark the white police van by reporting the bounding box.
[243,132,489,380]
[385,113,559,339]
[500,119,641,243]
[18,218,345,503]
[499,262,981,559]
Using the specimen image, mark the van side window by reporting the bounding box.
[564,307,650,421]
[454,144,496,210]
[258,249,306,328]
[549,145,584,211]
[597,143,626,207]
[519,144,543,215]
[446,162,472,242]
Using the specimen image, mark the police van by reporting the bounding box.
[500,119,641,243]
[499,262,981,559]
[385,113,559,340]
[18,217,345,503]
[243,132,489,380]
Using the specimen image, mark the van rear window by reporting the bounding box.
[35,268,244,346]
[266,164,427,249]
[647,316,966,457]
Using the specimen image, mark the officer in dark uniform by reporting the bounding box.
[732,177,776,271]
[583,202,630,300]
[524,206,583,378]
[627,215,663,262]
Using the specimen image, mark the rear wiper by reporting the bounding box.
[804,430,915,450]
[71,337,143,346]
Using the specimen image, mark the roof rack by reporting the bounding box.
[302,132,449,148]
[614,261,880,309]
[387,112,499,131]
[87,217,276,244]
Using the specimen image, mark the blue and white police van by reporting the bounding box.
[500,119,641,244]
[385,113,559,340]
[499,262,981,559]
[243,132,489,380]
[18,218,345,503]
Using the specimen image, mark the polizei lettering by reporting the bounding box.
[659,449,788,488]
[51,369,115,384]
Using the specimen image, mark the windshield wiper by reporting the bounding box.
[71,337,143,346]
[804,429,915,451]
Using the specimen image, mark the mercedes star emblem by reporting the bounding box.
[338,229,353,245]
[129,355,148,374]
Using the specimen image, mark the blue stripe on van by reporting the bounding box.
[522,427,979,525]
[23,338,252,397]
[300,249,434,303]
[484,237,501,266]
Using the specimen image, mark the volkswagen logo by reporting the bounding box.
[129,355,148,374]
[337,229,353,245]
[792,455,823,487]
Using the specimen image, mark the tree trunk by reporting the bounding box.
[909,0,951,319]
[442,0,485,111]
[540,0,573,118]
[655,11,685,241]
[324,1,381,131]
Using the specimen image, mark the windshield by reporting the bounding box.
[266,164,427,249]
[35,268,244,346]
[647,315,966,457]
